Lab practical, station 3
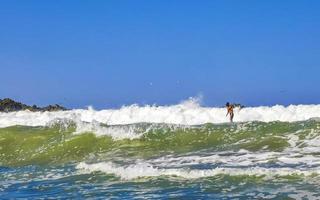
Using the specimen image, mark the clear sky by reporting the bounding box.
[0,1,320,108]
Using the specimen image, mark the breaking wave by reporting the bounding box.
[1,119,320,168]
[1,99,320,128]
[1,100,320,184]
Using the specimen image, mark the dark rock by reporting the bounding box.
[0,98,28,112]
[0,98,67,112]
[42,104,67,112]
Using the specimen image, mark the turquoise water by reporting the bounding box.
[2,165,320,199]
[1,120,320,199]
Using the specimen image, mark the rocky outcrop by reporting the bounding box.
[42,104,67,112]
[0,98,67,112]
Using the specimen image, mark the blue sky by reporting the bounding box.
[0,1,319,108]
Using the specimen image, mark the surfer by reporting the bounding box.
[226,102,234,122]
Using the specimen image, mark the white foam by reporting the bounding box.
[76,161,320,180]
[150,151,281,167]
[73,122,145,140]
[76,141,320,180]
[1,98,320,128]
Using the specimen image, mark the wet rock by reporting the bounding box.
[0,98,67,112]
[42,104,67,112]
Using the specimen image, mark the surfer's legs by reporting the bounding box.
[230,113,234,122]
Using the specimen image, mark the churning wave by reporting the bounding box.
[0,98,320,129]
[2,99,320,199]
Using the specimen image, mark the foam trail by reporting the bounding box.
[76,162,320,180]
[1,98,320,128]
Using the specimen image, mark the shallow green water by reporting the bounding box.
[1,120,320,199]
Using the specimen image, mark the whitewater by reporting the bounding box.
[0,99,320,128]
[2,100,320,199]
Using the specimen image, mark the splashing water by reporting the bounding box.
[1,102,320,199]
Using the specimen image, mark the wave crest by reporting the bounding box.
[1,102,320,128]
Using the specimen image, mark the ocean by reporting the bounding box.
[1,100,320,199]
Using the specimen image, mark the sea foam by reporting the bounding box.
[76,161,320,180]
[0,98,320,128]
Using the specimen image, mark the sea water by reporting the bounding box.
[1,100,320,199]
